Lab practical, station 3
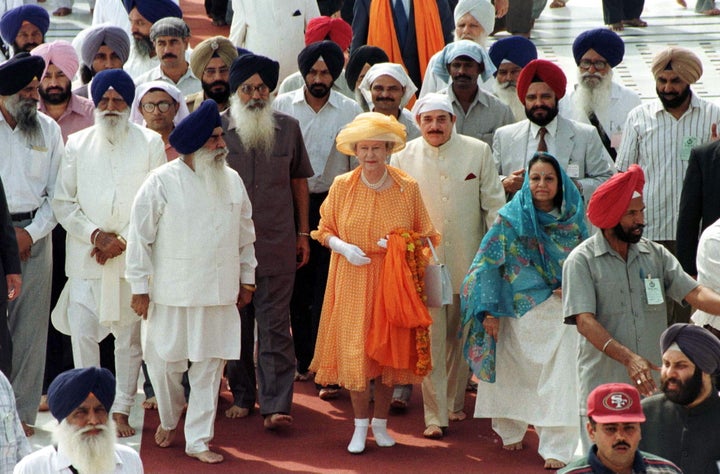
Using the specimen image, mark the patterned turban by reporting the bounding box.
[587,164,644,229]
[123,0,183,23]
[47,367,115,421]
[229,52,280,93]
[0,4,49,44]
[661,324,720,375]
[190,36,237,81]
[81,26,130,68]
[170,100,221,155]
[432,39,495,83]
[488,36,538,74]
[572,28,624,68]
[31,40,79,82]
[336,112,407,155]
[345,45,389,91]
[150,17,190,42]
[359,62,417,109]
[0,52,45,96]
[305,16,352,51]
[298,41,344,81]
[651,47,703,84]
[453,0,495,39]
[516,59,567,104]
[90,69,135,107]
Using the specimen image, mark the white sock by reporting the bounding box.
[371,418,396,447]
[348,418,369,454]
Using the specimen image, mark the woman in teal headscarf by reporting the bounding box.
[461,153,588,470]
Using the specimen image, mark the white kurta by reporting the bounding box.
[13,444,143,474]
[126,158,257,361]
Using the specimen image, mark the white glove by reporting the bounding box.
[377,238,388,249]
[328,236,371,266]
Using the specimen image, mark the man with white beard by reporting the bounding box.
[52,69,165,439]
[13,367,143,473]
[488,36,537,122]
[560,29,641,161]
[222,53,314,426]
[127,99,257,463]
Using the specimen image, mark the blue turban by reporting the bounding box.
[488,36,538,76]
[47,367,115,421]
[169,100,221,155]
[81,26,131,68]
[229,52,280,93]
[90,69,135,107]
[0,52,45,96]
[572,28,624,68]
[0,4,50,44]
[432,39,495,84]
[661,324,720,375]
[123,0,183,23]
[298,41,344,81]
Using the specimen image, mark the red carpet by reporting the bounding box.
[140,381,551,473]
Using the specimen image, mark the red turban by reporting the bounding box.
[587,165,645,229]
[305,16,352,51]
[516,59,567,104]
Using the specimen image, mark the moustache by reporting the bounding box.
[530,105,552,113]
[162,53,178,59]
[613,441,631,449]
[375,97,394,102]
[208,80,228,89]
[453,74,472,82]
[631,224,646,231]
[427,130,444,134]
[498,81,516,90]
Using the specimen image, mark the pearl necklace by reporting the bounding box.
[361,168,388,190]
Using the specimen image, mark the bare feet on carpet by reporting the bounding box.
[38,394,49,412]
[448,410,467,421]
[503,441,523,451]
[155,426,176,447]
[423,425,444,439]
[264,413,293,430]
[225,406,250,419]
[113,413,136,437]
[544,458,566,469]
[188,450,224,463]
[22,422,34,437]
[142,396,158,410]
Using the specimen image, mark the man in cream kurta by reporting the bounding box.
[52,69,166,438]
[391,93,505,437]
[127,99,256,464]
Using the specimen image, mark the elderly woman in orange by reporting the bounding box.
[310,112,439,454]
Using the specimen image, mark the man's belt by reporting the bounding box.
[11,209,38,222]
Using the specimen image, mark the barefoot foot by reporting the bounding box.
[423,424,444,439]
[155,426,176,447]
[187,450,224,463]
[225,405,250,419]
[142,396,157,410]
[38,394,49,412]
[503,441,524,451]
[22,422,34,437]
[264,413,293,430]
[113,413,136,437]
[609,22,624,31]
[544,458,566,469]
[448,410,467,421]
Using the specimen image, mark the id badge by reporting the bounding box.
[680,136,699,161]
[567,163,580,178]
[644,276,664,305]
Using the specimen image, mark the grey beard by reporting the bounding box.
[94,109,131,145]
[133,36,154,58]
[575,69,613,119]
[493,80,525,122]
[53,418,118,474]
[193,146,230,198]
[229,94,276,157]
[4,95,42,142]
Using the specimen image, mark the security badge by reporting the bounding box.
[644,274,664,305]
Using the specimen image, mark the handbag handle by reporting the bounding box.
[426,237,441,264]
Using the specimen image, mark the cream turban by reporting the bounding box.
[651,47,703,84]
[453,0,495,40]
[412,92,454,118]
[336,112,407,156]
[190,36,238,81]
[358,62,417,109]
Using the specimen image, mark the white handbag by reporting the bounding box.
[424,238,453,308]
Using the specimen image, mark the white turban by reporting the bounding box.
[454,0,495,41]
[412,92,454,118]
[359,62,417,109]
[130,80,190,126]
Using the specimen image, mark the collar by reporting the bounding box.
[292,87,343,110]
[39,94,94,119]
[421,130,458,152]
[154,63,195,84]
[529,116,558,138]
[594,232,651,259]
[446,84,490,108]
[587,445,647,474]
[650,91,703,117]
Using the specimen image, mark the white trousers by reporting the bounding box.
[492,417,579,463]
[67,279,142,415]
[144,339,224,454]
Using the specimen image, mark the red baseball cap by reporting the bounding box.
[587,383,646,423]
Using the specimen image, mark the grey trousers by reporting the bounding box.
[9,229,52,424]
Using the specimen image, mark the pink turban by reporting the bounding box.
[587,165,645,229]
[31,40,79,82]
[304,16,352,51]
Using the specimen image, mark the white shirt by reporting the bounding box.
[0,110,64,242]
[13,443,143,474]
[134,64,202,97]
[616,94,720,240]
[273,88,361,193]
[693,219,720,329]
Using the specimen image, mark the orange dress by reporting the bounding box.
[310,166,438,391]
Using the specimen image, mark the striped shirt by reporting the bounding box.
[0,371,30,474]
[616,94,720,241]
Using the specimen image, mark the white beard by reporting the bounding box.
[452,32,488,47]
[53,418,118,474]
[229,94,276,156]
[94,109,131,145]
[574,69,613,121]
[493,80,525,122]
[4,95,42,142]
[192,146,230,199]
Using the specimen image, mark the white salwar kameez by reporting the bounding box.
[473,295,580,463]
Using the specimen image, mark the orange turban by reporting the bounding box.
[587,165,645,229]
[651,47,702,85]
[516,59,567,104]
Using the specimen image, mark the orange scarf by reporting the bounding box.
[367,0,445,85]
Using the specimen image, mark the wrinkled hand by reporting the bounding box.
[502,169,525,194]
[90,247,111,265]
[237,287,253,309]
[625,353,660,397]
[296,235,310,269]
[94,231,126,259]
[6,274,21,301]
[14,227,32,261]
[494,0,509,17]
[483,315,499,341]
[131,294,150,320]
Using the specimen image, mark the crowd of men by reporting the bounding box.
[1,0,720,471]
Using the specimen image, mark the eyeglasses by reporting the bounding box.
[141,101,174,113]
[579,59,608,71]
[239,84,270,96]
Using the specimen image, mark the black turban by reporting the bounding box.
[572,28,624,68]
[47,367,115,421]
[661,324,720,375]
[170,99,221,155]
[123,0,182,23]
[0,52,45,96]
[0,4,49,44]
[345,45,389,91]
[298,40,344,81]
[229,52,280,93]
